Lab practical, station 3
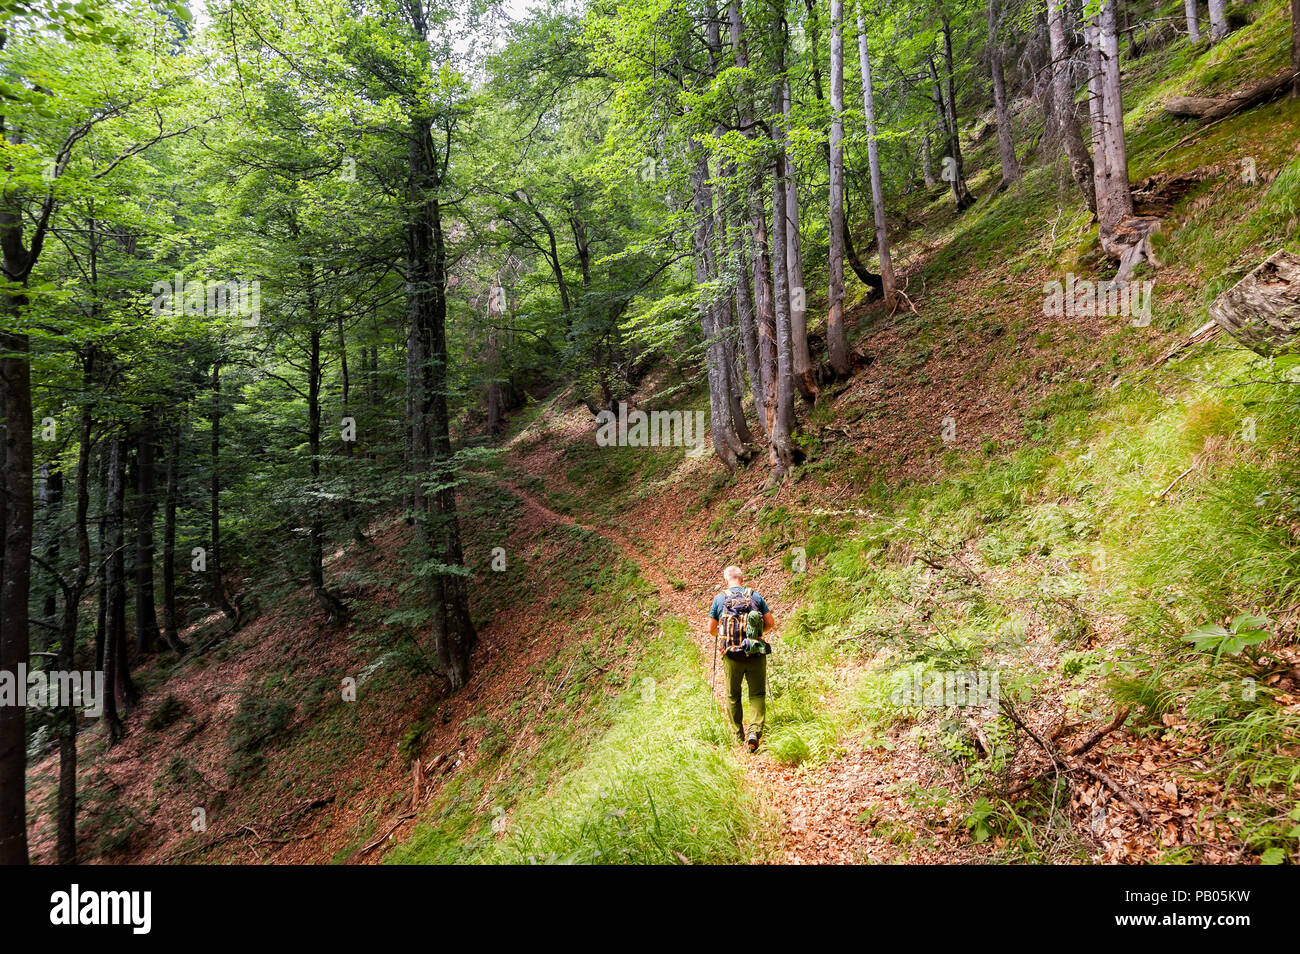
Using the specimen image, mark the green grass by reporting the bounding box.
[406,9,1300,863]
[389,616,768,864]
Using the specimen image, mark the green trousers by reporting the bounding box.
[724,652,766,739]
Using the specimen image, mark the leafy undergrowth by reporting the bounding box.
[470,12,1300,863]
[27,10,1299,866]
[390,617,766,864]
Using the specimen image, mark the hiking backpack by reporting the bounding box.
[718,588,768,656]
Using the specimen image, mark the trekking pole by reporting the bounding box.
[710,631,718,698]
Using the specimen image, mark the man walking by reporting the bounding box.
[708,565,775,752]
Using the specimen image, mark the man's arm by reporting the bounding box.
[762,612,775,633]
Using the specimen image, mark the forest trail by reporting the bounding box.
[503,475,990,864]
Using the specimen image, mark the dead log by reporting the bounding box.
[1208,249,1300,356]
[1164,71,1296,122]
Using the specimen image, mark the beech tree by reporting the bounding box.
[987,0,1022,189]
[1046,0,1096,211]
[856,2,895,306]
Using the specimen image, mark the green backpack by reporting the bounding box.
[719,588,771,656]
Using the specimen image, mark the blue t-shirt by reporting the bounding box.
[709,586,770,620]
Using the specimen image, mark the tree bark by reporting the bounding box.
[828,0,850,377]
[857,5,897,305]
[692,149,751,469]
[732,215,765,428]
[768,27,800,478]
[160,420,184,653]
[782,83,814,401]
[988,0,1023,188]
[1208,249,1300,355]
[1164,71,1296,119]
[1208,0,1228,42]
[0,303,32,864]
[1047,0,1097,211]
[208,360,238,624]
[1184,0,1202,42]
[934,16,976,210]
[133,412,162,654]
[307,321,347,622]
[103,434,129,743]
[1091,0,1148,276]
[38,463,62,628]
[921,125,937,187]
[729,0,777,439]
[402,5,477,689]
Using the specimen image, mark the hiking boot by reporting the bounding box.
[746,732,759,753]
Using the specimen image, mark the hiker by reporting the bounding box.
[708,565,775,752]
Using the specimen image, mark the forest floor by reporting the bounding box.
[495,394,1005,863]
[25,9,1300,864]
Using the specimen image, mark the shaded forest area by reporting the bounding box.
[1,0,1299,866]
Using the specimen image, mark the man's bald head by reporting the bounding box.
[723,565,744,584]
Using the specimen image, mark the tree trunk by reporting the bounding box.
[103,434,129,743]
[921,125,937,187]
[39,463,62,628]
[1208,0,1228,42]
[0,298,33,865]
[335,312,362,544]
[402,21,477,688]
[711,177,756,447]
[729,0,775,437]
[1184,0,1202,42]
[209,360,238,624]
[57,389,94,863]
[828,0,850,377]
[1292,0,1299,97]
[988,0,1023,188]
[1091,0,1149,276]
[692,151,750,469]
[133,412,161,655]
[782,83,814,401]
[768,48,800,478]
[703,2,756,453]
[1208,249,1300,354]
[160,420,184,653]
[486,281,505,435]
[1047,0,1097,212]
[857,6,897,305]
[732,215,765,428]
[935,18,976,210]
[307,323,347,622]
[95,450,107,671]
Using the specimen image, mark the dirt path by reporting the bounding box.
[505,479,943,864]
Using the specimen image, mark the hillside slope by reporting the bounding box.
[25,7,1300,865]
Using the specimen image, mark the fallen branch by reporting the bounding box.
[1065,707,1131,757]
[1001,703,1148,824]
[1156,465,1195,499]
[357,812,416,856]
[1164,70,1296,122]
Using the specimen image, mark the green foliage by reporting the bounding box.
[390,617,769,865]
[1183,614,1272,661]
[227,695,295,780]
